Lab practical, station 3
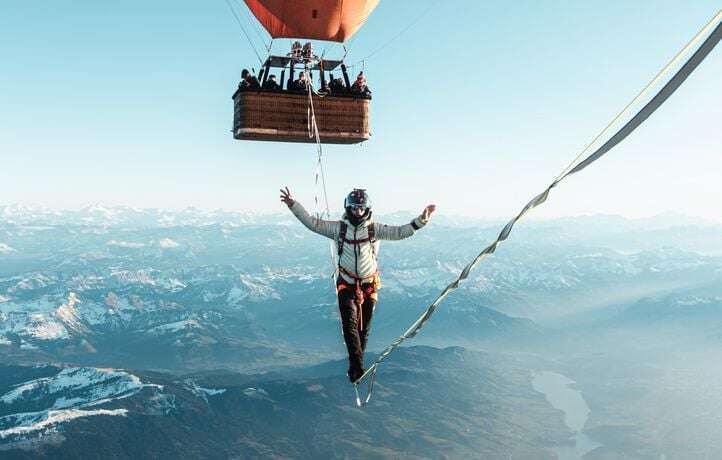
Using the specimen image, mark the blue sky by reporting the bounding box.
[2,1,721,221]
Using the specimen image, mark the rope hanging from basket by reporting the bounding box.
[305,74,338,280]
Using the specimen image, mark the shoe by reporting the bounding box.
[347,364,365,383]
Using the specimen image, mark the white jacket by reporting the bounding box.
[289,202,428,283]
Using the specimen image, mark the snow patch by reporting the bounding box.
[243,387,270,399]
[0,366,164,441]
[183,380,226,401]
[8,274,53,293]
[107,240,145,249]
[0,367,160,406]
[148,319,200,334]
[19,341,38,350]
[0,408,127,439]
[231,275,281,302]
[26,315,68,340]
[158,238,180,249]
[199,387,226,396]
[55,292,86,335]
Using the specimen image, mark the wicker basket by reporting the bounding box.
[233,90,370,144]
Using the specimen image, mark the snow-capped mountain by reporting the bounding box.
[0,366,163,443]
[2,206,722,372]
[613,293,722,332]
[0,204,289,228]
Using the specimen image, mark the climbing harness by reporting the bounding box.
[336,220,380,302]
[350,10,722,407]
[336,222,377,259]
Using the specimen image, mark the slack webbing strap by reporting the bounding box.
[352,10,722,407]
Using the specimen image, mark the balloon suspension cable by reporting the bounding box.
[233,0,272,52]
[347,0,434,68]
[350,10,722,406]
[340,32,362,63]
[223,0,264,66]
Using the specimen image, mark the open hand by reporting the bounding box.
[422,204,436,221]
[280,186,295,207]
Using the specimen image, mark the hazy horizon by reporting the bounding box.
[3,201,722,225]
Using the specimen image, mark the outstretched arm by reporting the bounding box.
[280,186,339,240]
[375,205,436,240]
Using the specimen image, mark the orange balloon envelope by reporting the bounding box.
[244,0,380,43]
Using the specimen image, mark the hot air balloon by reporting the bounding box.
[232,0,379,144]
[244,0,380,42]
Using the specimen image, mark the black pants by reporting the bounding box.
[337,285,376,370]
